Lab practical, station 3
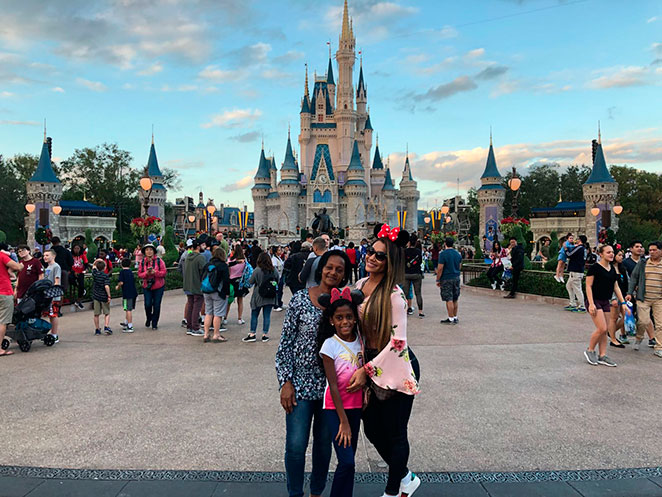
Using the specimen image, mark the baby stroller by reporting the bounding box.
[1,279,64,353]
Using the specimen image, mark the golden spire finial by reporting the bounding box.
[43,118,47,143]
[304,63,309,98]
[261,136,264,150]
[328,41,332,59]
[490,126,493,146]
[558,190,563,203]
[151,124,154,145]
[288,122,291,138]
[598,120,601,144]
[376,133,379,147]
[341,0,350,40]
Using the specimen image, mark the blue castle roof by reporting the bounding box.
[382,168,395,190]
[147,142,163,177]
[327,58,335,85]
[481,143,501,179]
[347,140,364,171]
[364,114,373,130]
[311,144,335,181]
[310,81,333,115]
[300,94,310,114]
[585,142,615,184]
[357,65,366,97]
[59,200,114,213]
[372,144,384,169]
[30,141,59,183]
[281,134,298,171]
[254,148,271,180]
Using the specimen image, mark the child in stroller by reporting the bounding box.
[1,279,64,352]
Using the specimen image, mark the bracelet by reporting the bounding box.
[619,301,626,305]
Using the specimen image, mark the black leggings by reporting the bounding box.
[486,266,504,286]
[72,273,85,300]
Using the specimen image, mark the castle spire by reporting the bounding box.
[151,124,154,145]
[327,51,335,85]
[490,126,493,146]
[341,0,351,41]
[598,120,601,144]
[481,133,502,180]
[43,118,47,143]
[304,63,309,98]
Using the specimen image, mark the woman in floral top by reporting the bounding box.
[276,249,352,497]
[348,223,421,497]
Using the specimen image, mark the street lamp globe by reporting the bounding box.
[188,214,196,223]
[613,205,623,215]
[424,216,431,224]
[140,176,153,191]
[52,205,62,215]
[25,203,36,213]
[508,177,522,191]
[206,204,216,215]
[590,206,600,217]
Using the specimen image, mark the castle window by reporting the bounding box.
[318,114,323,122]
[313,189,332,203]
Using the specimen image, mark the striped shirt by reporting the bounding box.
[644,259,662,301]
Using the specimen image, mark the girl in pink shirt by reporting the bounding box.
[317,287,365,497]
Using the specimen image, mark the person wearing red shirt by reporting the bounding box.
[14,245,44,301]
[71,244,88,309]
[345,242,358,284]
[0,250,23,357]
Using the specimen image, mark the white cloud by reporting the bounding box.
[647,16,658,23]
[466,48,485,59]
[198,65,240,82]
[0,120,40,126]
[76,78,107,92]
[413,76,477,102]
[221,175,254,192]
[137,61,163,76]
[160,84,198,92]
[587,66,648,89]
[0,91,14,98]
[201,108,262,129]
[51,86,64,93]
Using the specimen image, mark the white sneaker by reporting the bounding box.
[399,471,421,496]
[491,282,497,290]
[218,326,228,332]
[123,327,134,333]
[633,339,642,351]
[274,307,283,312]
[238,319,246,325]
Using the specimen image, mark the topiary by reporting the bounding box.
[0,230,6,243]
[85,228,98,260]
[162,226,179,267]
[473,236,483,260]
[549,231,559,256]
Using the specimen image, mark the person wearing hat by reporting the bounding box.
[138,243,167,330]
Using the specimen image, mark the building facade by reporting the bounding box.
[252,0,419,241]
[138,136,166,237]
[25,134,116,248]
[477,135,506,252]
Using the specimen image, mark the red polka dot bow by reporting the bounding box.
[330,287,352,304]
[377,224,400,242]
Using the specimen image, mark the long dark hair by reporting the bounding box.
[316,289,365,365]
[363,224,409,350]
[492,241,502,253]
[257,251,274,272]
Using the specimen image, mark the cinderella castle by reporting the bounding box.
[252,0,419,240]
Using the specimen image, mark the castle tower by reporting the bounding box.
[356,59,367,124]
[344,140,368,239]
[477,133,506,250]
[583,127,618,247]
[251,146,271,233]
[398,152,419,232]
[139,134,167,236]
[26,131,62,248]
[327,50,336,112]
[335,0,356,166]
[381,165,397,226]
[277,130,301,233]
[369,137,386,195]
[299,65,312,165]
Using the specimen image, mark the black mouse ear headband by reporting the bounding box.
[318,288,365,309]
[373,223,410,248]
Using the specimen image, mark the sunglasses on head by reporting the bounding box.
[366,247,387,262]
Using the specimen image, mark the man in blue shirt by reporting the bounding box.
[437,237,462,324]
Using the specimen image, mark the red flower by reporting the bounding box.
[391,338,406,352]
[364,362,375,378]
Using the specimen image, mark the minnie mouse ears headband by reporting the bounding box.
[373,223,410,248]
[318,288,365,309]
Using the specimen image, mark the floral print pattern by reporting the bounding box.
[355,277,420,395]
[275,289,326,400]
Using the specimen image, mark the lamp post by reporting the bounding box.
[187,213,196,237]
[508,166,522,217]
[206,201,216,235]
[139,168,154,244]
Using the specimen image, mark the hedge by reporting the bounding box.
[468,270,586,299]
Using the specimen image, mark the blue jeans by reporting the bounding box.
[250,305,273,334]
[285,399,332,497]
[143,286,164,327]
[325,409,361,497]
[277,274,285,308]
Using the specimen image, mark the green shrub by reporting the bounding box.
[468,269,585,299]
[162,226,179,267]
[549,231,559,256]
[473,236,483,260]
[0,230,6,243]
[85,228,98,260]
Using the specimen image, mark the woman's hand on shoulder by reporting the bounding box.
[346,366,366,393]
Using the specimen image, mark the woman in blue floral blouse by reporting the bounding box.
[276,249,353,497]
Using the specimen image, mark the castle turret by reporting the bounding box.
[356,59,367,120]
[277,130,300,233]
[251,146,271,232]
[583,126,618,247]
[344,140,367,238]
[369,137,386,194]
[138,134,167,235]
[327,51,336,111]
[26,130,62,248]
[398,151,419,232]
[477,133,506,248]
[335,0,356,166]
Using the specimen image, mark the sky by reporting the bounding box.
[1,0,661,211]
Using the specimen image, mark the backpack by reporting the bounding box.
[239,262,253,290]
[201,261,222,294]
[258,270,278,298]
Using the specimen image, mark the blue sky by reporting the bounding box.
[1,0,660,210]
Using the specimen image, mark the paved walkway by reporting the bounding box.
[2,278,662,495]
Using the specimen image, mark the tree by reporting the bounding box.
[85,229,98,260]
[503,164,561,219]
[466,187,480,237]
[560,165,591,202]
[473,236,483,260]
[162,226,179,266]
[0,155,30,243]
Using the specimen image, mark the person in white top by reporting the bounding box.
[271,245,285,311]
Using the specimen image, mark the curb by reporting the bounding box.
[462,284,569,306]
